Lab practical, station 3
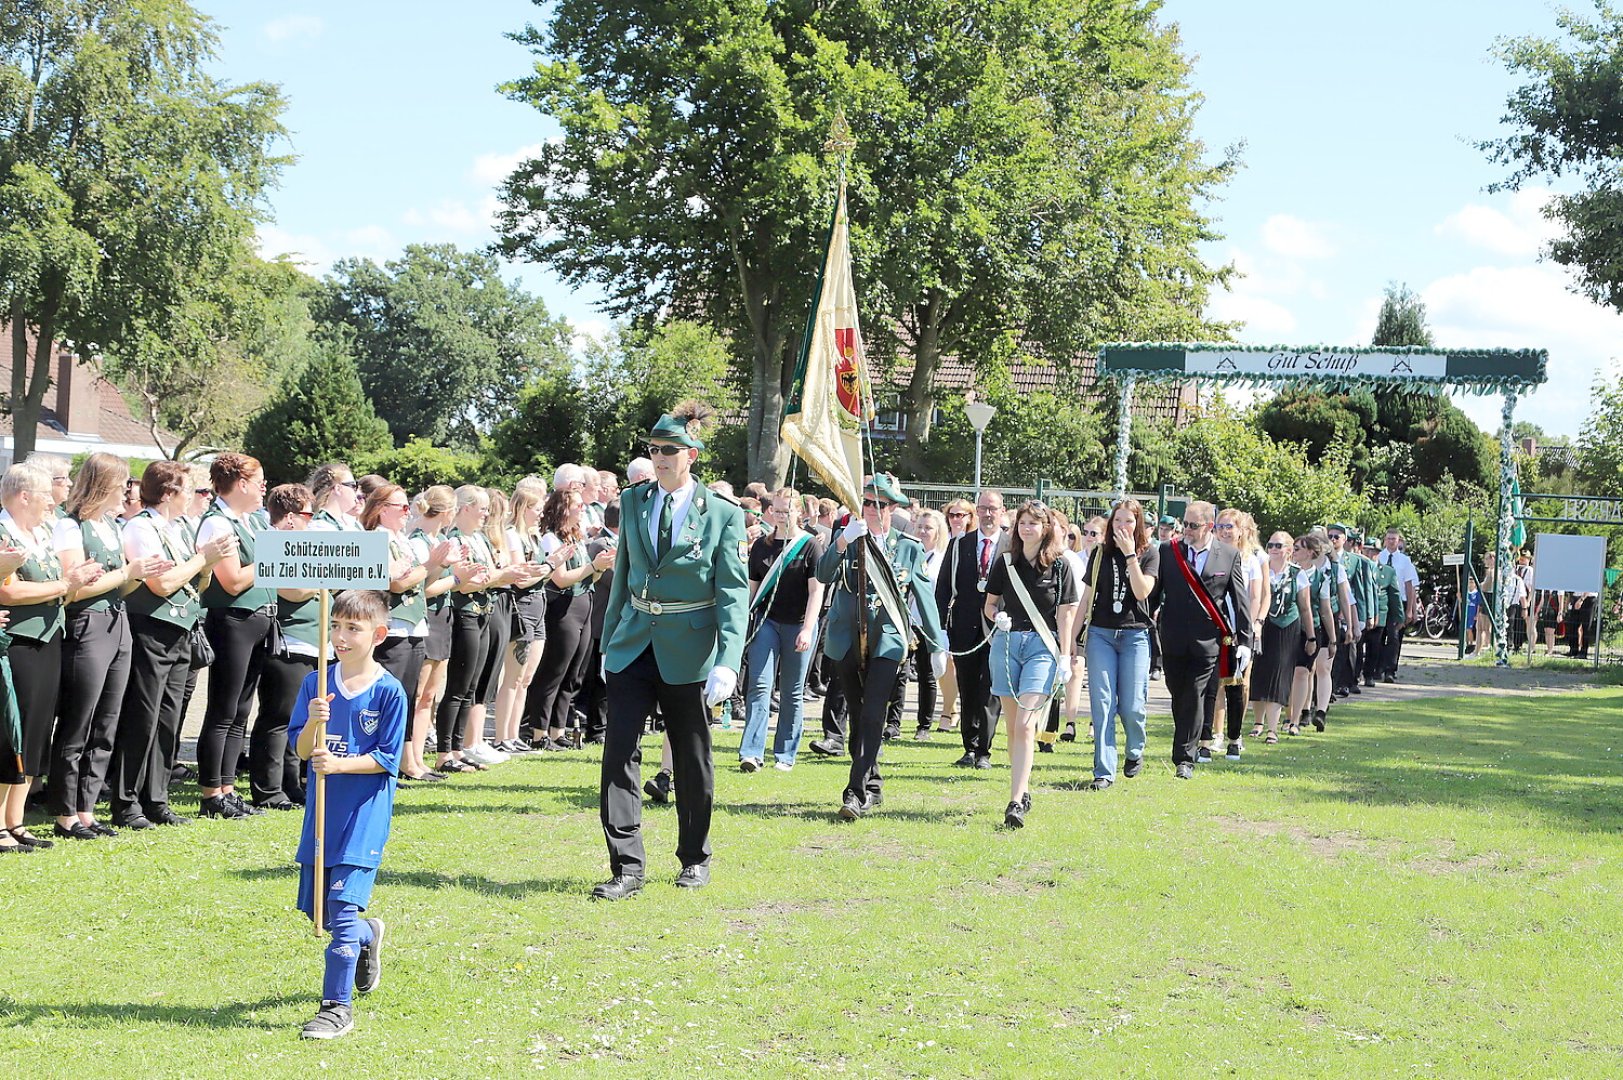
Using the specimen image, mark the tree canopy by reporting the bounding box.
[498,0,1231,483]
[0,0,287,457]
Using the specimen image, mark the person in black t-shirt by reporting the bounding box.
[981,501,1078,828]
[1078,498,1159,790]
[739,489,826,771]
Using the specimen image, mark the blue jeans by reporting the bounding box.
[1086,626,1150,780]
[741,617,816,765]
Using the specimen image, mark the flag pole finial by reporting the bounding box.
[823,108,856,156]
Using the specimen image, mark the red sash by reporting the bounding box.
[1171,541,1235,678]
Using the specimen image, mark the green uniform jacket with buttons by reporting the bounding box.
[601,480,749,684]
[816,528,945,664]
[1344,551,1378,626]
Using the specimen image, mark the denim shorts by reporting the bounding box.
[990,629,1059,698]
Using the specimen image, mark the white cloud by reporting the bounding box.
[470,143,548,187]
[1260,214,1337,260]
[261,15,324,46]
[1422,263,1623,435]
[340,225,397,263]
[400,196,503,241]
[256,225,333,273]
[1435,188,1561,259]
[1206,288,1298,339]
[572,319,610,352]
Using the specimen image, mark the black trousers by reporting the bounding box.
[51,608,132,814]
[1381,622,1405,678]
[12,632,63,778]
[1164,648,1220,766]
[478,591,513,712]
[580,636,608,741]
[600,646,713,875]
[837,651,901,803]
[953,644,999,757]
[110,616,190,820]
[377,635,425,714]
[198,608,273,788]
[529,591,590,733]
[1361,625,1387,683]
[436,606,489,751]
[252,649,314,804]
[820,652,848,743]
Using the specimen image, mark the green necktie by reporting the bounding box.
[657,491,674,560]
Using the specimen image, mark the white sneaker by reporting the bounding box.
[773,760,794,771]
[465,743,508,766]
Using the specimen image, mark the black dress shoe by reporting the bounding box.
[88,822,118,837]
[0,839,33,853]
[53,822,101,840]
[590,874,645,901]
[1349,684,1362,695]
[973,755,992,769]
[810,738,844,757]
[8,828,53,849]
[1003,799,1026,828]
[952,752,976,768]
[113,814,155,830]
[200,795,245,819]
[643,771,672,804]
[881,725,900,741]
[1312,710,1327,731]
[674,864,710,889]
[1037,741,1054,754]
[149,807,190,826]
[1176,762,1194,779]
[838,792,865,820]
[255,797,297,811]
[1123,756,1143,778]
[1362,676,1376,688]
[1381,674,1396,684]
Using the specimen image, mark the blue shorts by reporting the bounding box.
[297,862,377,921]
[990,629,1060,698]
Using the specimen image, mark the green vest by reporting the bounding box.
[387,531,428,627]
[1375,562,1399,625]
[544,532,590,597]
[447,528,493,615]
[277,589,323,650]
[413,528,453,615]
[66,514,126,616]
[0,517,64,642]
[511,527,544,599]
[1324,556,1343,614]
[199,504,273,611]
[1266,567,1301,629]
[1308,565,1329,629]
[124,510,202,631]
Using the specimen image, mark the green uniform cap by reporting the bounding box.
[865,473,909,506]
[648,413,705,450]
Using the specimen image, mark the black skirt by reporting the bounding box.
[425,601,454,662]
[1253,619,1302,706]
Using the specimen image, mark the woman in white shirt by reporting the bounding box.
[495,482,549,752]
[526,488,614,750]
[50,454,171,839]
[1250,531,1313,744]
[1212,509,1267,759]
[906,508,949,740]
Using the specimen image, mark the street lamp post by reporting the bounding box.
[965,401,996,497]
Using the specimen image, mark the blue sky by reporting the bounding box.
[204,0,1615,437]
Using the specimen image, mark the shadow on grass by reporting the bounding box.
[717,800,974,824]
[0,992,303,1030]
[228,864,586,897]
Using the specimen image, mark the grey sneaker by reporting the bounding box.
[355,918,384,994]
[300,1000,354,1040]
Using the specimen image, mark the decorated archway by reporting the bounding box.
[1098,343,1548,665]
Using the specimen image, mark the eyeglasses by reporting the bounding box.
[338,479,359,490]
[1182,520,1210,530]
[1083,529,1101,538]
[862,498,893,510]
[947,511,969,518]
[1266,542,1285,550]
[52,475,69,484]
[384,502,410,511]
[1213,522,1235,531]
[646,444,685,457]
[195,488,212,496]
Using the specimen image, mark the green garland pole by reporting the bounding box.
[1493,389,1519,667]
[1113,373,1135,500]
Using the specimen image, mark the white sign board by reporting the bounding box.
[1183,350,1450,379]
[1530,533,1607,596]
[254,531,391,590]
[1442,553,1465,567]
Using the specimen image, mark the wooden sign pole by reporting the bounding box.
[313,587,330,938]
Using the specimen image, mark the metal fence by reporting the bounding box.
[903,482,1160,526]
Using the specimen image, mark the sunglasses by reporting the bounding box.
[862,498,894,510]
[1267,542,1285,550]
[947,511,969,518]
[1213,522,1235,530]
[338,479,360,490]
[1327,532,1344,540]
[1083,529,1101,538]
[294,509,314,519]
[1182,520,1210,530]
[195,488,212,496]
[646,444,685,457]
[384,502,410,511]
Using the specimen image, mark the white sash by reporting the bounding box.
[1000,552,1062,660]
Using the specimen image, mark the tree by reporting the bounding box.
[1575,365,1623,494]
[498,0,1231,483]
[317,244,572,447]
[1255,388,1377,486]
[0,1,287,457]
[1370,282,1435,348]
[1480,4,1623,309]
[242,344,392,485]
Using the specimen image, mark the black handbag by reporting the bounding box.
[189,622,215,670]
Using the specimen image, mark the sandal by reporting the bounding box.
[1265,733,1279,745]
[7,827,54,850]
[1250,724,1264,738]
[1286,724,1299,736]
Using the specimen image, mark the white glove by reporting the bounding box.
[841,518,867,544]
[930,650,948,680]
[1054,660,1071,686]
[703,666,737,708]
[1233,645,1252,675]
[993,611,1013,633]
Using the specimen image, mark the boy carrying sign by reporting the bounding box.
[289,589,408,1039]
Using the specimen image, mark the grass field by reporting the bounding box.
[5,688,1623,1078]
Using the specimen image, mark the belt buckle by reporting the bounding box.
[648,600,664,615]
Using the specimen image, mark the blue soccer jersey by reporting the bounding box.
[288,666,408,870]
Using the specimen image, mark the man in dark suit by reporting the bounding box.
[934,489,1005,768]
[1154,500,1253,779]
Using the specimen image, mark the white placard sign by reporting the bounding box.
[1442,553,1465,567]
[1182,350,1451,379]
[1530,533,1607,596]
[254,531,391,590]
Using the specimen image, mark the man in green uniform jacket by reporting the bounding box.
[817,473,946,821]
[593,402,749,901]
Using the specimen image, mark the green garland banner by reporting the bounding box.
[1097,343,1547,394]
